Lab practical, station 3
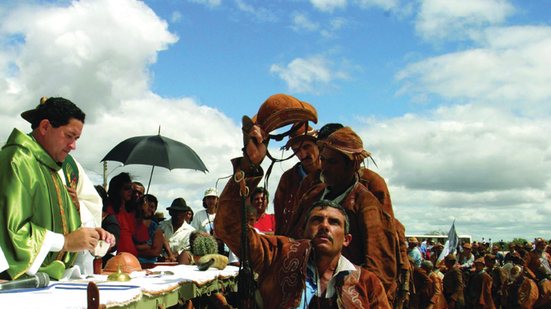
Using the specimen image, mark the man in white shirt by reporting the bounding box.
[158,198,195,256]
[191,188,218,234]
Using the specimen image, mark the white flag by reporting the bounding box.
[447,220,459,255]
[437,220,459,264]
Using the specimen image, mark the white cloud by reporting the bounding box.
[0,0,178,121]
[356,104,551,240]
[234,0,277,22]
[291,12,319,32]
[415,0,515,41]
[397,26,551,114]
[171,11,182,23]
[0,0,245,213]
[310,0,347,13]
[270,55,349,94]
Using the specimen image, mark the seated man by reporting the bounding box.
[214,123,390,308]
[0,97,114,280]
[158,198,195,262]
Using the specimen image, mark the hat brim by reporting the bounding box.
[166,207,190,212]
[21,109,37,123]
[284,134,317,150]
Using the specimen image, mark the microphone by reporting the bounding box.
[0,272,50,292]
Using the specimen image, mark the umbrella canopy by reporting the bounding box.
[101,134,208,191]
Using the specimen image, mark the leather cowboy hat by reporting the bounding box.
[245,93,317,137]
[284,122,317,150]
[103,252,142,274]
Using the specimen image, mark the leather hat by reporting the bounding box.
[251,93,317,135]
[284,123,317,150]
[103,252,142,274]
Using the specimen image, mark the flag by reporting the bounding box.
[437,220,459,264]
[447,220,459,255]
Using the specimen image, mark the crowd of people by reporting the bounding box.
[0,95,549,309]
[405,237,551,309]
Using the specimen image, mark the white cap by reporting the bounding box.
[204,187,218,198]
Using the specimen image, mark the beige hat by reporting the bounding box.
[204,187,218,198]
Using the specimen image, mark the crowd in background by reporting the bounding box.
[405,237,551,308]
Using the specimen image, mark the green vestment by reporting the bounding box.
[0,129,81,280]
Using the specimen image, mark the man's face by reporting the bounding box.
[320,147,355,187]
[303,206,351,256]
[172,210,187,225]
[133,184,145,201]
[252,192,268,216]
[204,196,218,213]
[38,118,83,163]
[291,140,320,173]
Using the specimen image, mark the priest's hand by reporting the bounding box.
[95,227,116,248]
[63,227,100,252]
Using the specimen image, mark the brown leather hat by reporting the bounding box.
[317,127,371,163]
[252,94,317,135]
[284,123,317,150]
[103,252,142,274]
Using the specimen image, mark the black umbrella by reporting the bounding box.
[101,132,208,192]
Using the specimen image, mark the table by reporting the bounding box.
[0,265,239,309]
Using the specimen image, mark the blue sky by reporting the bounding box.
[1,0,550,242]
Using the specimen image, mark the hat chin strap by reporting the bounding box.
[263,121,311,191]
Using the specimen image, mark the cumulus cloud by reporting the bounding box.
[0,0,244,213]
[415,0,515,41]
[0,0,178,121]
[310,0,347,13]
[270,55,349,94]
[357,104,551,240]
[397,26,551,114]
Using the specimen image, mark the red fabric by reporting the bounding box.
[133,222,149,244]
[254,213,275,233]
[106,204,137,256]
